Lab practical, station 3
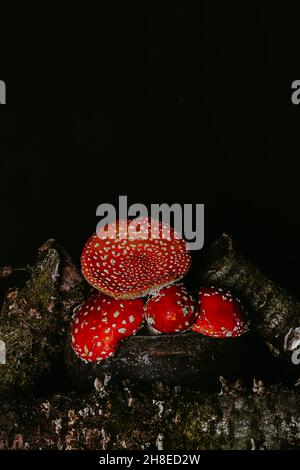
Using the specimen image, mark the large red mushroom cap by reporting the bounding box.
[192,287,250,338]
[81,217,191,299]
[71,293,144,362]
[144,284,197,334]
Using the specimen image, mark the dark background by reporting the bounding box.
[0,3,299,294]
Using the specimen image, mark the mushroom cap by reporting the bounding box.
[145,284,197,334]
[71,293,144,363]
[192,287,250,338]
[81,217,191,299]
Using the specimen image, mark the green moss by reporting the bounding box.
[0,242,85,396]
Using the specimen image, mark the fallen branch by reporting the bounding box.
[0,383,299,450]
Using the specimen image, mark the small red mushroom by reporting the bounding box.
[192,287,250,338]
[81,217,191,299]
[144,284,197,334]
[71,293,144,362]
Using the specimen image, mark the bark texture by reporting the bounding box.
[0,384,300,450]
[65,330,269,391]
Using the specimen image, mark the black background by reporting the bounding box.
[1,2,300,294]
[0,2,300,463]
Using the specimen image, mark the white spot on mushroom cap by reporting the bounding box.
[81,218,191,297]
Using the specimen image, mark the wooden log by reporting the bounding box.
[0,384,300,450]
[65,329,271,391]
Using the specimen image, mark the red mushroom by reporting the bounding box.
[144,284,197,334]
[192,287,250,338]
[81,217,191,299]
[71,293,144,362]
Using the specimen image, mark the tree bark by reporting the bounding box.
[65,329,270,391]
[0,384,300,450]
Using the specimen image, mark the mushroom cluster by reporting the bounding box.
[72,218,250,363]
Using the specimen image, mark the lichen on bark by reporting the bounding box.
[0,383,300,450]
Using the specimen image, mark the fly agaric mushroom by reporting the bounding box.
[192,287,250,338]
[71,293,144,362]
[144,284,197,334]
[81,217,191,299]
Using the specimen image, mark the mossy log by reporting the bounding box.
[0,240,86,396]
[201,234,300,362]
[0,384,300,450]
